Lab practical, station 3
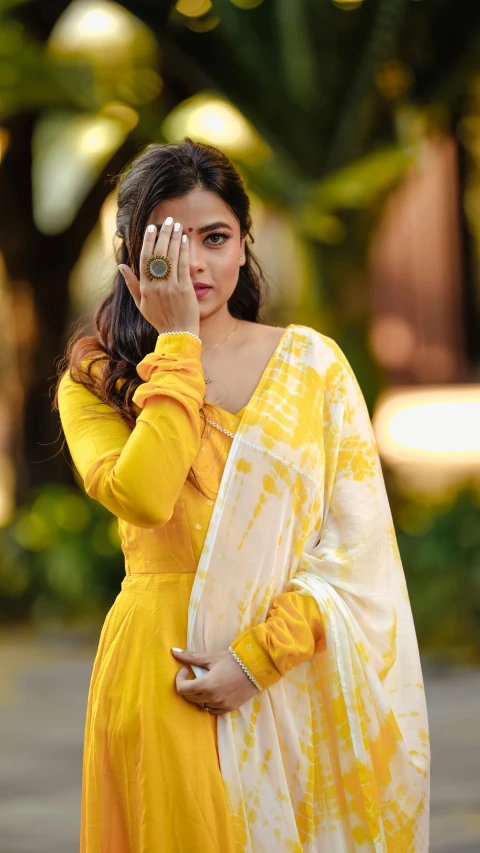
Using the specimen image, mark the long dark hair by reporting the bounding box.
[53,138,269,496]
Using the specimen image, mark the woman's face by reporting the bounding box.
[146,188,246,318]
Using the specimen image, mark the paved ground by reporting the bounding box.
[0,627,479,853]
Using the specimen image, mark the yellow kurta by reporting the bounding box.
[57,331,324,853]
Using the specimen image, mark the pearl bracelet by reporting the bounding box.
[228,646,262,691]
[157,330,202,345]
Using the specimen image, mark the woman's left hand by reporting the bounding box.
[171,648,260,714]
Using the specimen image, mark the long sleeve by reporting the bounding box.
[57,332,206,528]
[230,590,325,689]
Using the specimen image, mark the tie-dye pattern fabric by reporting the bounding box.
[188,324,430,852]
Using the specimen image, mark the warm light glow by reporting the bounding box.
[99,102,139,131]
[176,0,212,16]
[374,386,480,461]
[0,128,10,163]
[73,7,118,36]
[32,113,125,234]
[75,117,123,158]
[48,0,136,53]
[162,94,270,162]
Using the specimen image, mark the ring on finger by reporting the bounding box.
[203,703,214,712]
[145,254,171,281]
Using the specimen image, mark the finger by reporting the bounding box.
[139,224,159,281]
[167,220,183,275]
[175,666,195,683]
[175,667,204,696]
[171,648,210,667]
[154,216,174,257]
[176,673,211,698]
[118,265,140,307]
[178,234,190,284]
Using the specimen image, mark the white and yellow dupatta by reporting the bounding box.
[188,324,430,852]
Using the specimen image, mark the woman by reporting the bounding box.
[55,138,430,853]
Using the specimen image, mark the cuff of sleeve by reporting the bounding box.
[155,332,202,359]
[230,630,283,690]
[133,333,205,409]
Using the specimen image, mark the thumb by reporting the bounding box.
[118,264,140,308]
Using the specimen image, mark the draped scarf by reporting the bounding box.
[187,324,430,853]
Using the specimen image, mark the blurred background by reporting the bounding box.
[0,0,479,850]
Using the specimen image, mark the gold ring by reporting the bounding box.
[145,254,171,281]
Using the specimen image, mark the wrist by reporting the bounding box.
[228,646,263,691]
[230,631,283,690]
[156,327,200,339]
[155,329,202,355]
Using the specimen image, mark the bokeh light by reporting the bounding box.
[48,0,134,54]
[176,0,213,16]
[373,387,480,492]
[162,94,270,162]
[99,101,139,131]
[375,387,480,458]
[48,0,159,80]
[32,113,126,234]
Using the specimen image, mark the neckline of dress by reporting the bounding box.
[211,403,246,419]
[205,324,294,421]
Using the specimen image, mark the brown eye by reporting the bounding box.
[204,231,231,246]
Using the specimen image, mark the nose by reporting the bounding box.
[188,239,206,277]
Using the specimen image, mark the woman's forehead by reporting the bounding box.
[149,188,236,226]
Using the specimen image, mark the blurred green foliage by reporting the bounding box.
[0,484,124,626]
[2,481,480,664]
[394,484,480,665]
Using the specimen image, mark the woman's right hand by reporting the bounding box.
[118,217,200,338]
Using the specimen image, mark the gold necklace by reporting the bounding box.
[201,321,238,353]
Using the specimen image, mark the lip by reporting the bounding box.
[193,283,212,299]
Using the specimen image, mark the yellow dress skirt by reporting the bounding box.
[81,406,243,853]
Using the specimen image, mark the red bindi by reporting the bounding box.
[188,227,193,232]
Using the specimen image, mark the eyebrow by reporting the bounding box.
[196,221,233,234]
[154,221,233,234]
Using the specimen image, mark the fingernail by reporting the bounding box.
[118,265,126,281]
[181,235,187,244]
[164,216,173,226]
[172,647,184,653]
[174,222,181,232]
[147,224,156,233]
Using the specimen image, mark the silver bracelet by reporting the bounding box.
[157,330,202,345]
[228,646,262,691]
